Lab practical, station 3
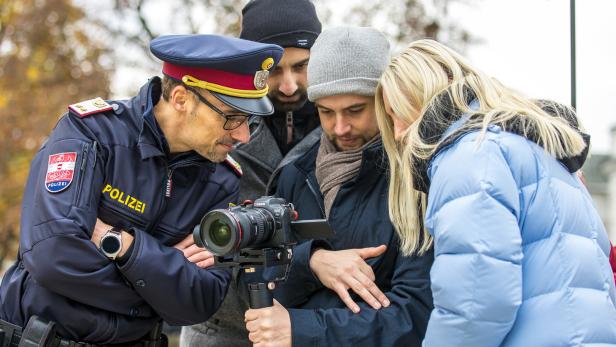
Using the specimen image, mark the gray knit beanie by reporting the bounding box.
[307,27,390,101]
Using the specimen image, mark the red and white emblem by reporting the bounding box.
[45,152,77,193]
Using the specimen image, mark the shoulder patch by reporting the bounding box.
[223,155,242,177]
[45,152,77,193]
[68,97,112,118]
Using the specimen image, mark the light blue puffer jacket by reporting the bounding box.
[422,126,616,347]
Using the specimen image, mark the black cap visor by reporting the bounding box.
[211,92,274,116]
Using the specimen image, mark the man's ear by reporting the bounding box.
[169,85,191,112]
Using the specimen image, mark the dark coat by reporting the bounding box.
[272,139,434,346]
[0,77,234,344]
[230,102,320,201]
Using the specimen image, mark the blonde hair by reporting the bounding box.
[375,39,586,256]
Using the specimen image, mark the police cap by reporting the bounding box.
[150,34,283,116]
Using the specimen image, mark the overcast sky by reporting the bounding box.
[445,0,616,153]
[327,0,616,153]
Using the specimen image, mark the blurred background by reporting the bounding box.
[1,0,615,276]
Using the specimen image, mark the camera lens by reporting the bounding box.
[209,219,232,247]
[194,197,291,257]
[195,210,239,256]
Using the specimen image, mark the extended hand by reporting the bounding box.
[245,299,291,347]
[173,233,215,269]
[309,245,389,313]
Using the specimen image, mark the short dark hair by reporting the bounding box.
[161,76,183,102]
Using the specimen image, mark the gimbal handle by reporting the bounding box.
[248,282,274,309]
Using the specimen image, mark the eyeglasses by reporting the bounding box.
[186,87,251,130]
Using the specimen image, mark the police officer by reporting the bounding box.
[0,35,282,345]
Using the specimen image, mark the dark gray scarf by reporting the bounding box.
[315,133,382,218]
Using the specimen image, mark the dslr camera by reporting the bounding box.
[193,196,333,308]
[194,196,296,258]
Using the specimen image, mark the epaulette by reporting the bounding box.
[223,155,243,177]
[68,97,113,118]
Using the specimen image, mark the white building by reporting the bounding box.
[584,126,616,242]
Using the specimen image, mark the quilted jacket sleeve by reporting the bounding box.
[422,135,524,346]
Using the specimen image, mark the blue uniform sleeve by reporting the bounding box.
[22,114,232,327]
[422,136,523,346]
[20,115,153,317]
[118,229,230,325]
[114,157,235,325]
[287,247,434,346]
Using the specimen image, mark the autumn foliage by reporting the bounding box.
[0,0,111,267]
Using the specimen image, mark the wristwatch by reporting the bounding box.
[100,227,123,260]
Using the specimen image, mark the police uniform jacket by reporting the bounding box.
[0,77,236,344]
[272,139,434,346]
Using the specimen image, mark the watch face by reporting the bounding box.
[101,235,121,253]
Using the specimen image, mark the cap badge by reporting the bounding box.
[253,57,274,90]
[253,71,269,90]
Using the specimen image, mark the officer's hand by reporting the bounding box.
[309,245,389,313]
[173,234,215,269]
[244,299,291,347]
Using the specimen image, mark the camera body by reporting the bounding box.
[194,196,297,257]
[193,196,334,308]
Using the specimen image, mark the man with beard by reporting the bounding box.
[179,1,322,346]
[231,0,323,199]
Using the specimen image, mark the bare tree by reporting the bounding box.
[339,0,475,52]
[84,0,473,76]
[81,0,246,66]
